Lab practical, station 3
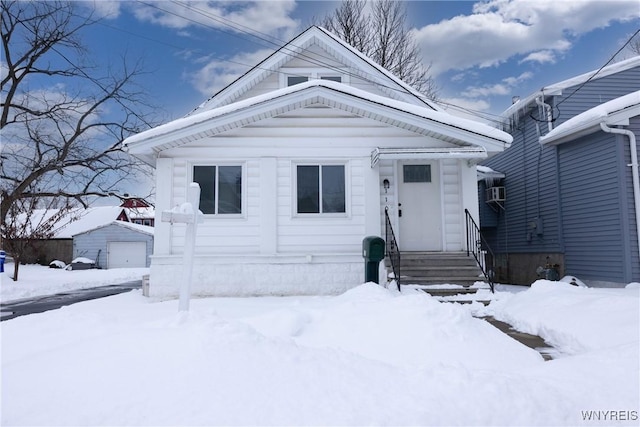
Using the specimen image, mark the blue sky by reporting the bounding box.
[82,0,639,125]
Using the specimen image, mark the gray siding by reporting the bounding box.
[482,64,640,284]
[73,223,153,268]
[558,132,630,282]
[484,110,563,254]
[550,66,640,130]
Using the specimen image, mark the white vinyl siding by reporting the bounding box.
[162,105,465,256]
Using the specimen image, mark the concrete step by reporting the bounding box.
[404,277,480,286]
[388,251,486,289]
[401,266,482,275]
[417,287,478,297]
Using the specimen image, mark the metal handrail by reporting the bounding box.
[465,209,495,293]
[384,207,401,291]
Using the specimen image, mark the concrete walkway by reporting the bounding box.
[480,316,558,361]
[0,280,141,321]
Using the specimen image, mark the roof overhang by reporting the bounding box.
[501,56,640,121]
[371,147,487,167]
[540,91,640,146]
[124,81,512,166]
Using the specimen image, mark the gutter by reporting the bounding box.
[535,96,553,133]
[600,122,640,263]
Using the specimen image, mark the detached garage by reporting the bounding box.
[73,221,154,269]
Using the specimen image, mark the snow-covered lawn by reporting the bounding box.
[1,266,638,426]
[0,262,149,302]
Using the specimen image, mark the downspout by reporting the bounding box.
[600,122,640,263]
[535,96,553,133]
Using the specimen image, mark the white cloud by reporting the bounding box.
[520,50,556,64]
[82,1,122,19]
[129,1,299,39]
[463,72,533,98]
[187,49,274,96]
[436,97,493,124]
[413,0,639,75]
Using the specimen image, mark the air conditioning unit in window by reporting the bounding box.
[486,186,506,202]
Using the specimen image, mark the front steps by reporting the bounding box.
[399,251,484,286]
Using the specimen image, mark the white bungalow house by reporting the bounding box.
[123,26,512,297]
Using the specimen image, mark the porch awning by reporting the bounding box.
[371,147,487,167]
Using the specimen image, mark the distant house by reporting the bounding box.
[117,196,155,227]
[73,221,153,268]
[10,202,154,267]
[124,26,512,297]
[480,56,640,287]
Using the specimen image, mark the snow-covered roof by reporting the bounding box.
[10,206,152,239]
[502,56,640,119]
[190,26,440,114]
[540,90,640,145]
[72,220,154,237]
[476,165,505,181]
[124,79,512,164]
[125,207,155,220]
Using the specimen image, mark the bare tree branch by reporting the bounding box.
[1,0,159,270]
[316,0,438,100]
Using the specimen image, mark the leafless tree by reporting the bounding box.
[1,0,157,235]
[318,0,438,100]
[1,197,77,281]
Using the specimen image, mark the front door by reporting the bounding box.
[398,161,442,251]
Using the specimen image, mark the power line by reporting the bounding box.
[555,27,640,109]
[111,1,496,123]
[140,0,438,108]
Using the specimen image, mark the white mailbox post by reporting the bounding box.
[161,183,204,312]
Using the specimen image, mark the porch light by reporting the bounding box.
[383,179,390,193]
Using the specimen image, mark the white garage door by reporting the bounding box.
[107,242,147,269]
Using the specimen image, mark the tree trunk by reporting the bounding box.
[12,257,20,281]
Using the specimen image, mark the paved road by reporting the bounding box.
[0,280,141,322]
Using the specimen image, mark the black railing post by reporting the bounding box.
[384,207,401,291]
[465,209,495,293]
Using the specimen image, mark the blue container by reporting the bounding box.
[0,250,5,273]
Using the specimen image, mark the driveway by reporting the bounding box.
[0,281,141,321]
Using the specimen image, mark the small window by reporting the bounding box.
[296,165,345,214]
[193,165,242,214]
[321,76,341,82]
[287,76,308,86]
[403,165,431,183]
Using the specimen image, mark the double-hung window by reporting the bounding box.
[296,164,346,214]
[193,165,242,215]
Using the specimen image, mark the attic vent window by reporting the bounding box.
[321,76,341,82]
[287,76,308,86]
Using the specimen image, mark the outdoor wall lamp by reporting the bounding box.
[383,179,390,193]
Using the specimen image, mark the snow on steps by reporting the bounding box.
[397,251,485,292]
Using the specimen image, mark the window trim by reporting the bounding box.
[280,68,348,88]
[190,162,246,217]
[292,161,350,217]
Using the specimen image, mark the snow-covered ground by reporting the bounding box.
[1,265,638,426]
[0,263,149,302]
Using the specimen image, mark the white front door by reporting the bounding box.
[398,161,442,251]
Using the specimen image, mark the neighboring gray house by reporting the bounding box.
[72,221,154,268]
[480,56,640,287]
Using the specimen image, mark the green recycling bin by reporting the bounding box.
[362,236,385,284]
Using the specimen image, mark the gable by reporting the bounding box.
[190,26,439,114]
[124,80,511,164]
